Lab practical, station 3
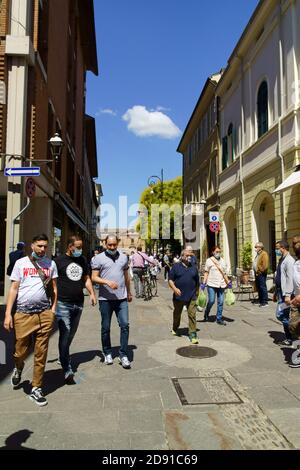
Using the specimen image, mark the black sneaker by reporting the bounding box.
[276,339,293,346]
[29,387,48,406]
[216,320,226,326]
[11,368,23,388]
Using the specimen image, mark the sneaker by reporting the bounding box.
[64,369,75,384]
[259,304,269,308]
[276,339,293,346]
[289,363,300,368]
[29,387,48,407]
[11,368,23,388]
[104,354,113,365]
[171,329,181,337]
[204,314,209,322]
[190,336,199,344]
[216,320,227,326]
[118,356,131,369]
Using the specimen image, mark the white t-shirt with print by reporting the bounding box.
[11,256,58,313]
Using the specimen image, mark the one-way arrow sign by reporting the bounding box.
[4,167,40,177]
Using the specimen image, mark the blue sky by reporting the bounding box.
[86,0,259,228]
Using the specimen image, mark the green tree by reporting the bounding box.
[137,176,182,253]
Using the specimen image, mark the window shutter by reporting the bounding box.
[222,136,228,170]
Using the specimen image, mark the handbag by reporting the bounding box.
[29,256,54,304]
[210,257,229,286]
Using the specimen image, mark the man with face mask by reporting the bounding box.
[253,242,269,307]
[274,240,294,346]
[55,235,96,382]
[168,249,199,344]
[91,234,132,368]
[4,234,58,406]
[288,235,300,367]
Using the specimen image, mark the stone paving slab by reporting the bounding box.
[0,278,300,450]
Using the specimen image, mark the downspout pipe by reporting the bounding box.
[278,33,287,235]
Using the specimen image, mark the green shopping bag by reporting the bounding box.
[196,289,207,308]
[225,288,235,306]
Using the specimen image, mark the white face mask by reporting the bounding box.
[213,253,221,260]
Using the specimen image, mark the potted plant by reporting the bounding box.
[241,241,252,284]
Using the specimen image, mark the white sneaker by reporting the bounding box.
[119,356,131,369]
[104,354,113,365]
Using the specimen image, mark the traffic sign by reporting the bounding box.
[4,167,40,177]
[209,222,221,233]
[209,211,219,222]
[25,178,36,198]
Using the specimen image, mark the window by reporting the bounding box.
[66,149,75,200]
[222,136,228,170]
[38,0,49,72]
[227,123,234,164]
[257,81,268,138]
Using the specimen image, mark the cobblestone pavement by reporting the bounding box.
[0,279,300,450]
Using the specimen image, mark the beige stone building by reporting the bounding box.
[177,72,222,263]
[217,0,300,274]
[99,229,146,254]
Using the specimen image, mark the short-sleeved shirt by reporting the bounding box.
[293,259,300,295]
[11,256,58,313]
[55,254,88,304]
[169,262,199,302]
[91,251,129,300]
[205,257,227,288]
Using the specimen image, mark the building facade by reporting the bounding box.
[0,0,99,296]
[217,0,300,274]
[177,72,222,263]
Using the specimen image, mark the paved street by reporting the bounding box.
[1,279,300,450]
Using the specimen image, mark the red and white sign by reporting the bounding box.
[25,178,36,198]
[209,222,220,233]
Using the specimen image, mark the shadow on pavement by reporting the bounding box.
[268,330,286,345]
[0,429,35,450]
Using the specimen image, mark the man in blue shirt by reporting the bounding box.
[168,249,199,344]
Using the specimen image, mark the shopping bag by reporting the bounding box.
[196,289,207,308]
[225,288,235,306]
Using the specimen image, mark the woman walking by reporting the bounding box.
[202,246,231,325]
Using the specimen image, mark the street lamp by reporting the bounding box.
[147,169,164,254]
[48,133,64,161]
[147,168,164,202]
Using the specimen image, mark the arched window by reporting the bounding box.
[257,81,268,138]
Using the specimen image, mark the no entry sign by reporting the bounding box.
[25,178,36,198]
[209,221,220,233]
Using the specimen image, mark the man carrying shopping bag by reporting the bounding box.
[168,250,199,344]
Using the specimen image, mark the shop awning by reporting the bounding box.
[273,166,300,194]
[55,195,89,234]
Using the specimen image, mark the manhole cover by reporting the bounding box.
[176,346,217,359]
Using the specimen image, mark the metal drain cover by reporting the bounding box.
[172,377,243,405]
[176,346,217,359]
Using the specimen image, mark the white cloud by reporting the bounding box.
[96,108,117,117]
[122,105,181,139]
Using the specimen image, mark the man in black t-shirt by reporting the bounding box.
[55,235,96,382]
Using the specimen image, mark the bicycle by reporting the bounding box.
[141,266,153,301]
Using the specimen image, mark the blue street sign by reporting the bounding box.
[4,167,40,177]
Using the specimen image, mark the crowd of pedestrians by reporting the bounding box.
[3,232,300,407]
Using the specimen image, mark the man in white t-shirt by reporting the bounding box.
[4,233,58,406]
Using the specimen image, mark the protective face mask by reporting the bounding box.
[107,249,117,256]
[72,249,82,258]
[32,251,45,260]
[214,253,221,260]
[275,249,281,257]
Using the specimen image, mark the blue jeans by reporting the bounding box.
[255,273,268,305]
[276,290,292,340]
[56,301,83,372]
[205,286,225,321]
[99,299,129,358]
